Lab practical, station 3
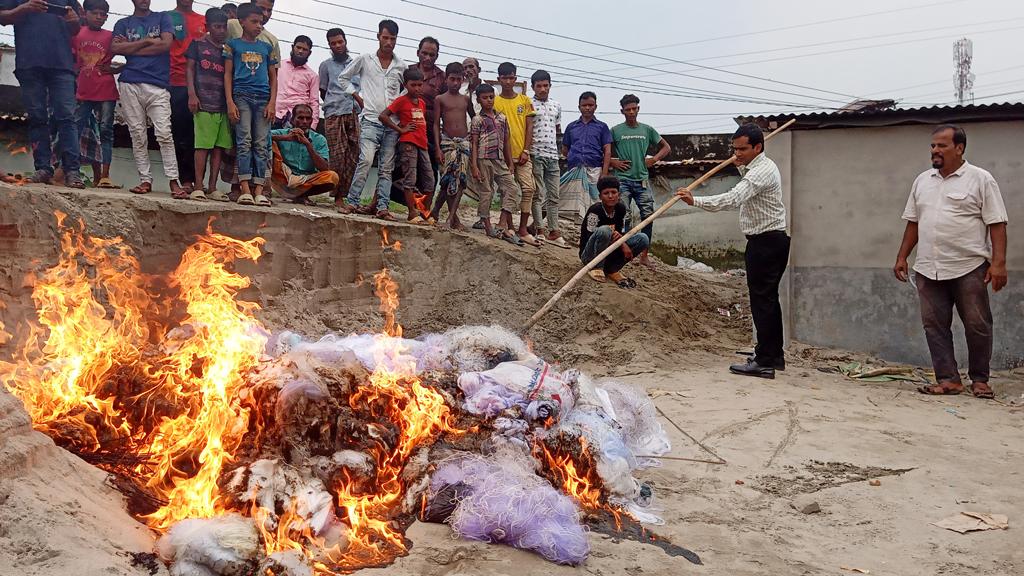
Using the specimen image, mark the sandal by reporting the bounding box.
[408,215,428,225]
[130,182,152,195]
[502,232,524,246]
[616,278,638,289]
[376,210,398,222]
[355,204,376,215]
[547,234,570,249]
[588,269,606,283]
[96,177,121,189]
[970,381,995,399]
[207,189,230,202]
[519,233,541,247]
[254,194,271,207]
[237,193,255,205]
[337,204,356,214]
[917,382,964,396]
[190,189,208,201]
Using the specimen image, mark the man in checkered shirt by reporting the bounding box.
[677,123,789,379]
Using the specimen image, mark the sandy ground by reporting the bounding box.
[1,184,1022,575]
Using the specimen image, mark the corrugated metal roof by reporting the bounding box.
[735,102,1024,130]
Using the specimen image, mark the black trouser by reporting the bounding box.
[169,86,196,184]
[745,230,791,364]
[915,262,992,385]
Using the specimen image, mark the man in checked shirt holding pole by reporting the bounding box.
[677,124,789,379]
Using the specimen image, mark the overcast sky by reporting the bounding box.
[52,0,1024,133]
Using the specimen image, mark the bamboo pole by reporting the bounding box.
[522,119,797,332]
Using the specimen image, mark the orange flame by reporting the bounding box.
[380,228,402,252]
[373,269,402,339]
[0,213,266,530]
[539,437,624,529]
[2,213,464,572]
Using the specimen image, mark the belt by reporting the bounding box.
[745,229,788,240]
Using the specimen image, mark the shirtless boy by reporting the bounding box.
[431,62,473,230]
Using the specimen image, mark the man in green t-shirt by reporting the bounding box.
[611,94,672,268]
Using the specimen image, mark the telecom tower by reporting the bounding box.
[954,38,975,106]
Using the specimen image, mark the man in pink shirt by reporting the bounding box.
[274,35,319,129]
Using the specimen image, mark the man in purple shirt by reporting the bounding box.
[561,91,611,201]
[0,0,84,188]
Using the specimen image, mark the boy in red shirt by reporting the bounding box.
[74,0,121,188]
[380,67,435,225]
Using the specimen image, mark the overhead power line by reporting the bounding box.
[248,2,845,110]
[390,0,857,102]
[541,0,969,64]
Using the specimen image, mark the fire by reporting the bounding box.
[539,436,624,529]
[380,227,401,251]
[1,216,463,572]
[539,438,603,510]
[0,213,266,530]
[373,269,402,339]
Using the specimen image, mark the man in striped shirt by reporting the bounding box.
[677,123,790,379]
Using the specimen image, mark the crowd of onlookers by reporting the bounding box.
[1,0,675,276]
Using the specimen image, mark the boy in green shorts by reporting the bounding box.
[186,7,231,200]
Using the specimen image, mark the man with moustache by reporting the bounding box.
[274,35,319,128]
[320,27,360,205]
[894,125,1008,400]
[415,36,444,195]
[337,19,407,220]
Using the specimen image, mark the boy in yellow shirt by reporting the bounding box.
[493,62,540,246]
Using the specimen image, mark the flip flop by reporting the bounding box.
[547,235,571,249]
[408,215,428,225]
[237,193,255,205]
[917,382,964,396]
[130,182,152,195]
[616,278,638,289]
[207,189,230,202]
[588,269,606,283]
[254,194,271,207]
[519,233,541,247]
[502,232,524,246]
[970,382,995,399]
[190,189,208,201]
[96,177,121,189]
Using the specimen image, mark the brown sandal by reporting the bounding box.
[970,382,994,399]
[130,182,152,195]
[917,382,964,396]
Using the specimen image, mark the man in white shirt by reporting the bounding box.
[677,124,789,379]
[336,19,407,221]
[894,124,1008,399]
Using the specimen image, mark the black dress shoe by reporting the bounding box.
[729,359,776,379]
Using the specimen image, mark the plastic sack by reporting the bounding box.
[458,360,576,422]
[428,452,590,565]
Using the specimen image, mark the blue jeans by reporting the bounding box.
[580,226,650,275]
[16,67,80,175]
[77,100,116,165]
[233,93,271,185]
[619,178,655,242]
[346,117,398,212]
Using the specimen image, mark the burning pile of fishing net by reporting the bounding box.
[0,218,677,576]
[154,325,674,575]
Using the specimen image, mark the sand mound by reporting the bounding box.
[0,184,749,371]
